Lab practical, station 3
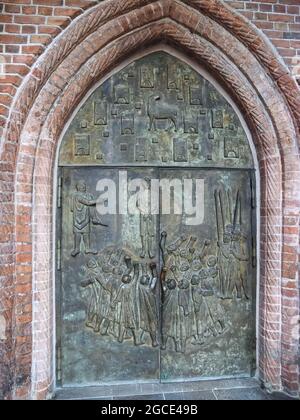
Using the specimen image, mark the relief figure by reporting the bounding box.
[218,227,249,299]
[80,261,100,332]
[191,273,219,344]
[178,277,196,351]
[109,267,141,346]
[165,234,187,267]
[82,258,115,335]
[137,263,159,347]
[205,256,226,334]
[228,226,250,299]
[215,189,249,299]
[162,279,185,353]
[71,181,107,257]
[160,233,226,352]
[141,66,154,88]
[137,177,156,259]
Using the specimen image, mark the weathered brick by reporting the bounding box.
[0,34,27,44]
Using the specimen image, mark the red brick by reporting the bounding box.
[0,16,13,24]
[4,5,21,14]
[33,0,62,5]
[37,6,54,16]
[14,16,46,25]
[21,25,36,35]
[4,24,21,34]
[5,64,30,77]
[268,13,295,23]
[0,94,12,106]
[0,34,27,44]
[0,74,22,86]
[5,45,20,54]
[47,17,71,28]
[2,0,31,3]
[22,6,37,15]
[22,45,44,55]
[64,0,97,8]
[30,34,52,45]
[54,7,81,18]
[13,55,35,66]
[0,85,16,95]
[38,26,60,36]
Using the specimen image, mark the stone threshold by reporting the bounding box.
[55,377,275,400]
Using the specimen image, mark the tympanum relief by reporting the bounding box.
[59,53,253,168]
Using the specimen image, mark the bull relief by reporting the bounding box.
[57,52,256,386]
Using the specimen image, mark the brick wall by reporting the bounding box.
[0,0,99,140]
[224,0,300,75]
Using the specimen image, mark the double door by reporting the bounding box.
[57,166,256,386]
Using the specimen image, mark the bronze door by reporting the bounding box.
[56,51,257,388]
[57,166,256,386]
[57,167,161,386]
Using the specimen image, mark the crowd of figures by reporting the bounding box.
[80,248,160,348]
[78,184,251,353]
[160,234,226,353]
[80,229,249,353]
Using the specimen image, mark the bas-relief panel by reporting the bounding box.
[58,168,255,384]
[59,53,253,169]
[57,53,256,386]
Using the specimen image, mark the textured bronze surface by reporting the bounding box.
[159,169,255,381]
[59,52,253,168]
[57,53,256,387]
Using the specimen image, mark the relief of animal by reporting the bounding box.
[147,94,178,132]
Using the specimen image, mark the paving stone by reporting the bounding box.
[114,394,164,400]
[181,391,216,400]
[179,377,258,392]
[140,383,162,395]
[268,392,298,401]
[164,390,216,400]
[55,386,113,400]
[164,392,185,400]
[214,387,270,401]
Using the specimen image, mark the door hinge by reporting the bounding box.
[57,176,62,208]
[57,239,62,271]
[57,343,62,382]
[250,174,256,210]
[252,236,257,268]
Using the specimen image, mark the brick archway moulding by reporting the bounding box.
[0,0,299,399]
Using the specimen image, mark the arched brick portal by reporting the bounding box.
[0,0,299,399]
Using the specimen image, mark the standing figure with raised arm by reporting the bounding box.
[71,180,107,257]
